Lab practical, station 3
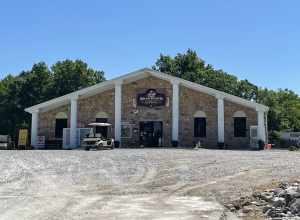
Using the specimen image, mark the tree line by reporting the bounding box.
[153,49,300,133]
[0,60,105,139]
[1,50,300,140]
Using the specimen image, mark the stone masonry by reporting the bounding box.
[37,76,259,148]
[121,76,172,147]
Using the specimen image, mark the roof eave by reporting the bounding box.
[25,67,269,113]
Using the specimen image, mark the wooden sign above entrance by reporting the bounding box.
[137,89,166,108]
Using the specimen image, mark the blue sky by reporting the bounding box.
[0,1,299,93]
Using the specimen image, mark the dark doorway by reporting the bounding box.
[139,121,163,147]
[55,119,68,138]
[96,118,108,138]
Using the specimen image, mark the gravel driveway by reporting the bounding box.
[0,149,299,220]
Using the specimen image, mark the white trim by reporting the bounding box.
[114,80,122,144]
[25,68,269,114]
[217,97,225,143]
[55,112,68,119]
[70,96,78,148]
[171,80,179,141]
[95,111,108,119]
[257,110,266,142]
[233,111,247,118]
[193,111,207,118]
[31,110,39,148]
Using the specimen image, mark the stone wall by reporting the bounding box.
[224,100,257,148]
[121,76,172,147]
[37,76,259,149]
[38,105,70,140]
[179,86,218,148]
[77,89,115,136]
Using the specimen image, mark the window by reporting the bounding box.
[194,118,206,137]
[55,119,68,138]
[95,118,108,138]
[234,117,247,137]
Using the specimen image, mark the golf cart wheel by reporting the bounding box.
[97,144,103,150]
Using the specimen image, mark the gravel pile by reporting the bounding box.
[226,181,300,219]
[257,182,300,219]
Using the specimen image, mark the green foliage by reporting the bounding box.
[153,49,300,132]
[0,60,105,140]
[257,89,300,131]
[153,49,258,101]
[269,130,281,144]
[49,60,105,98]
[288,146,299,151]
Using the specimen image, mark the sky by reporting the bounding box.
[0,0,299,93]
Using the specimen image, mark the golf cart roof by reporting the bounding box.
[88,122,112,127]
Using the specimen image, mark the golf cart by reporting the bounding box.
[81,123,114,150]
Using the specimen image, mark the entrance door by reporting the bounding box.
[139,121,163,147]
[55,119,68,138]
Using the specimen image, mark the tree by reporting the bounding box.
[154,49,300,132]
[0,60,105,140]
[49,60,105,98]
[258,89,300,131]
[153,49,258,101]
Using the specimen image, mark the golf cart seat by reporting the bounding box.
[95,133,102,138]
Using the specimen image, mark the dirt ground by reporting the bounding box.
[0,149,299,220]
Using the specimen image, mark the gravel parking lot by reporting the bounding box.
[0,149,299,220]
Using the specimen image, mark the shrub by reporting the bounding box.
[269,131,281,144]
[289,146,298,151]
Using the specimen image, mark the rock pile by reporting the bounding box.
[256,182,300,219]
[226,181,300,219]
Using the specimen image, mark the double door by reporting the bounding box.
[139,121,163,147]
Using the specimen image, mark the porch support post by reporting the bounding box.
[171,79,179,143]
[114,80,122,146]
[31,109,39,148]
[257,109,266,143]
[216,95,225,144]
[70,95,78,148]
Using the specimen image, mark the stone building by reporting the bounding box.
[25,68,269,149]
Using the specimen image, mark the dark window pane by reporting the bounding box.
[95,118,108,138]
[194,118,206,137]
[234,117,247,137]
[55,119,68,138]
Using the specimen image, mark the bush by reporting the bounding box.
[269,131,281,144]
[288,146,299,151]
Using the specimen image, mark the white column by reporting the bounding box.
[171,80,179,142]
[257,110,266,142]
[31,110,39,148]
[114,80,122,145]
[70,95,78,148]
[217,95,225,143]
